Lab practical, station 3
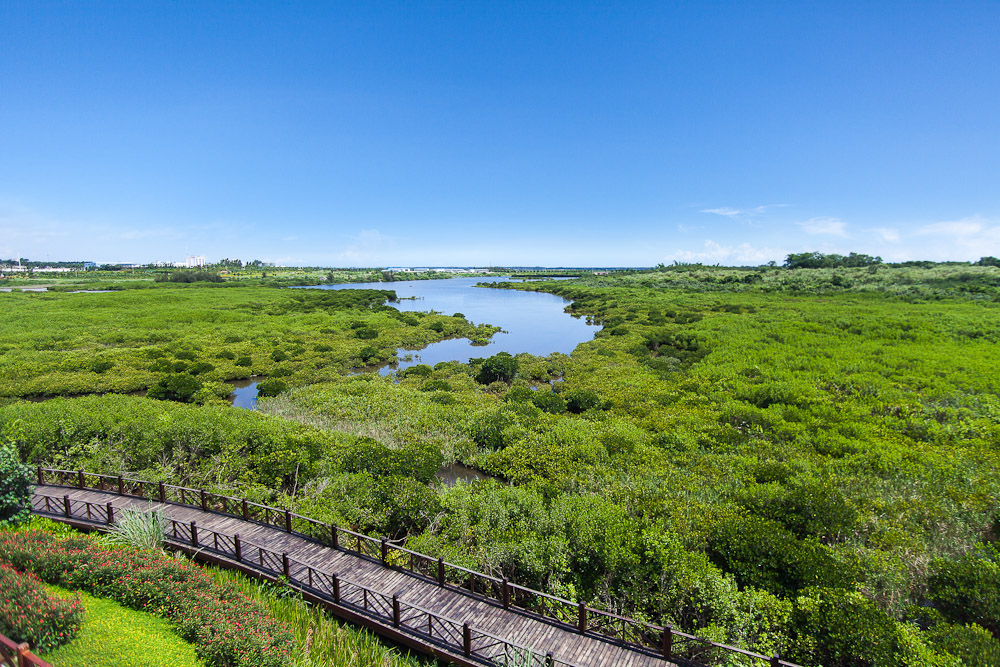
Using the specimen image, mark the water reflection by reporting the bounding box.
[228,377,260,410]
[305,277,596,374]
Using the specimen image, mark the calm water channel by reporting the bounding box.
[305,276,597,374]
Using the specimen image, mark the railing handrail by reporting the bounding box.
[31,492,581,667]
[0,632,54,667]
[34,467,802,667]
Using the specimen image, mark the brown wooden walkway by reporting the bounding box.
[29,470,796,667]
[33,485,668,667]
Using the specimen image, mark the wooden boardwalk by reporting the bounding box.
[31,484,672,667]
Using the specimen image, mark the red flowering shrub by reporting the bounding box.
[0,530,293,667]
[0,563,83,653]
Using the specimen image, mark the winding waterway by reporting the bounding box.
[305,277,597,374]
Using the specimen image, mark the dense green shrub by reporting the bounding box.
[927,544,1000,634]
[475,352,518,384]
[339,437,443,483]
[0,441,32,526]
[925,623,1000,667]
[146,373,203,402]
[562,388,608,414]
[256,378,288,397]
[0,530,293,667]
[789,587,943,667]
[531,390,566,414]
[0,563,83,652]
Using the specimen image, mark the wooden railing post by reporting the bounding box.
[546,653,555,667]
[392,595,400,627]
[468,573,475,594]
[284,509,292,532]
[234,534,242,561]
[200,489,208,511]
[63,495,71,518]
[77,469,85,488]
[17,642,31,667]
[502,578,510,608]
[578,603,587,634]
[37,466,44,485]
[771,656,781,667]
[106,502,114,525]
[331,524,339,549]
[158,482,166,503]
[282,553,291,579]
[380,538,388,565]
[117,474,124,495]
[437,557,445,586]
[190,521,198,547]
[662,624,673,660]
[332,574,341,603]
[241,499,249,521]
[463,622,471,657]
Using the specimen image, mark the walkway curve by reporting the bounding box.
[30,468,798,667]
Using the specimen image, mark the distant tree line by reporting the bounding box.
[783,252,883,269]
[154,270,223,283]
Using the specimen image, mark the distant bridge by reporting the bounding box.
[30,468,797,667]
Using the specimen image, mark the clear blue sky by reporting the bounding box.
[2,1,998,266]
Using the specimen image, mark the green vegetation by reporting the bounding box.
[207,568,426,667]
[105,506,167,551]
[0,564,83,652]
[0,439,32,527]
[43,587,205,667]
[0,284,498,399]
[3,262,1000,666]
[0,529,294,667]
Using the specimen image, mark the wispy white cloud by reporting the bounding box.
[868,227,900,242]
[336,228,399,264]
[664,240,783,265]
[913,215,1000,254]
[700,207,742,217]
[699,204,790,219]
[916,216,991,238]
[798,217,848,236]
[676,223,703,232]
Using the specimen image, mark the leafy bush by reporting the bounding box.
[531,390,567,414]
[475,352,518,384]
[256,378,288,397]
[0,563,83,652]
[0,530,293,667]
[340,437,443,483]
[0,441,32,527]
[146,373,203,402]
[927,544,1000,634]
[562,388,608,414]
[926,623,1000,667]
[789,587,940,667]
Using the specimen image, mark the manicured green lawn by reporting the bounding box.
[42,586,204,667]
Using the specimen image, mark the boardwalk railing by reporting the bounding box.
[32,491,578,667]
[35,467,801,667]
[0,633,53,667]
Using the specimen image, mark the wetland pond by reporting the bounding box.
[304,276,597,374]
[241,277,595,409]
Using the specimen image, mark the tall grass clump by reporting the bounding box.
[106,505,166,551]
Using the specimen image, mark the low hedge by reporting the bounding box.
[0,563,83,652]
[0,530,293,667]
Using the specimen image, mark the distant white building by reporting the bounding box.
[177,255,206,268]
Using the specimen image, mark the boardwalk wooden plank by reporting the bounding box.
[35,484,682,667]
